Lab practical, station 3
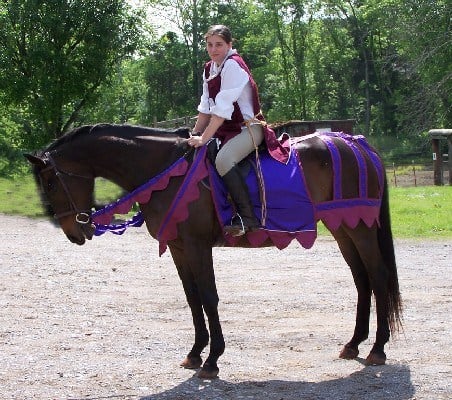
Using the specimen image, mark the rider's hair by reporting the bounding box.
[204,25,233,44]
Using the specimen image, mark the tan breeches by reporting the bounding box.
[215,124,264,177]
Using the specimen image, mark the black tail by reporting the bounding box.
[378,174,403,334]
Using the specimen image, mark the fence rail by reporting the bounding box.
[153,115,196,129]
[152,115,446,187]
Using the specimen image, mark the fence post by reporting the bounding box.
[392,162,397,187]
[431,138,443,185]
[429,129,452,186]
[449,135,452,185]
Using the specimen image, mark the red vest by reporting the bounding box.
[204,53,289,163]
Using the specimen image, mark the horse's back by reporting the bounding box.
[295,134,384,204]
[295,136,334,203]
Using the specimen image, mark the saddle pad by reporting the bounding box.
[209,146,317,249]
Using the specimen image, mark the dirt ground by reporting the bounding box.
[387,166,449,188]
[0,214,450,400]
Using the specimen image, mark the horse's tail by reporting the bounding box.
[378,173,403,335]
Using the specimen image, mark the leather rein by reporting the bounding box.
[40,152,93,224]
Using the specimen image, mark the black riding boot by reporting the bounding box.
[221,166,261,237]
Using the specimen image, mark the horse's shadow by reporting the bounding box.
[140,362,415,400]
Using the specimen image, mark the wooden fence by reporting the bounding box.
[153,116,448,186]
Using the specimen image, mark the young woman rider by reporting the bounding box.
[187,24,289,237]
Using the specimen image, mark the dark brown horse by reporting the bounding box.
[25,123,402,379]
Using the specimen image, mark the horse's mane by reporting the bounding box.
[44,123,191,153]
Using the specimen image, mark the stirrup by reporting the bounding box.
[223,214,246,237]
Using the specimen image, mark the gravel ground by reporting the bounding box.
[0,214,451,400]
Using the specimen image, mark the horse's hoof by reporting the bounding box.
[365,351,386,366]
[197,363,219,379]
[339,345,359,360]
[180,356,202,370]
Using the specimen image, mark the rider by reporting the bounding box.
[187,24,289,237]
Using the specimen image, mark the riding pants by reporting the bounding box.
[215,124,264,177]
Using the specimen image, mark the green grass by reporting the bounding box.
[1,175,451,238]
[0,175,124,218]
[388,186,452,238]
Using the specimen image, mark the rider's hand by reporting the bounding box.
[187,135,204,148]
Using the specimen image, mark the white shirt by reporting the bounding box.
[197,49,255,121]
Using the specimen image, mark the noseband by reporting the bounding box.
[41,152,93,224]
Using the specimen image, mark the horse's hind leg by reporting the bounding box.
[330,226,372,361]
[336,224,391,365]
[169,245,209,370]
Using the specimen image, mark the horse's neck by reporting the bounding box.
[72,133,185,192]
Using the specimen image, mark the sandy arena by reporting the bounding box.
[0,214,450,399]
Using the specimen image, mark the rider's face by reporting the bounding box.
[206,35,232,66]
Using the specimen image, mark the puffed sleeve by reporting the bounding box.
[210,60,249,119]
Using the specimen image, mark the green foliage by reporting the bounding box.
[0,102,31,176]
[80,58,150,125]
[0,0,145,147]
[0,0,449,158]
[390,0,451,134]
[144,32,195,123]
[367,132,432,163]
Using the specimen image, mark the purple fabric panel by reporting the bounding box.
[157,146,209,255]
[319,135,342,200]
[316,198,381,211]
[211,148,316,234]
[346,139,368,198]
[258,149,316,232]
[355,135,385,194]
[208,162,234,228]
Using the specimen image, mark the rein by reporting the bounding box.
[41,152,93,224]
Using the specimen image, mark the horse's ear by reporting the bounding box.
[23,153,46,168]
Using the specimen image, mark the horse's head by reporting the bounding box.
[25,152,96,245]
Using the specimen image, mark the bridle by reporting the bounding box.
[40,152,93,224]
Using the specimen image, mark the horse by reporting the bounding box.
[25,123,402,379]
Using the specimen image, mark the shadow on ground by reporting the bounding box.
[139,363,414,400]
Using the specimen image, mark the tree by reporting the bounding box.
[258,0,320,121]
[148,0,216,99]
[144,32,194,122]
[0,0,144,148]
[391,0,451,135]
[79,58,150,125]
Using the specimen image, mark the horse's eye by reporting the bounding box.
[45,178,57,193]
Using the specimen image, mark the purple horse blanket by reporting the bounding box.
[92,132,384,256]
[208,145,317,250]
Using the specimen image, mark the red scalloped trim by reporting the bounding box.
[92,160,189,225]
[224,229,317,250]
[158,155,209,256]
[316,205,380,231]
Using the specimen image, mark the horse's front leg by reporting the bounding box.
[169,245,209,370]
[183,240,225,379]
[170,242,225,378]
